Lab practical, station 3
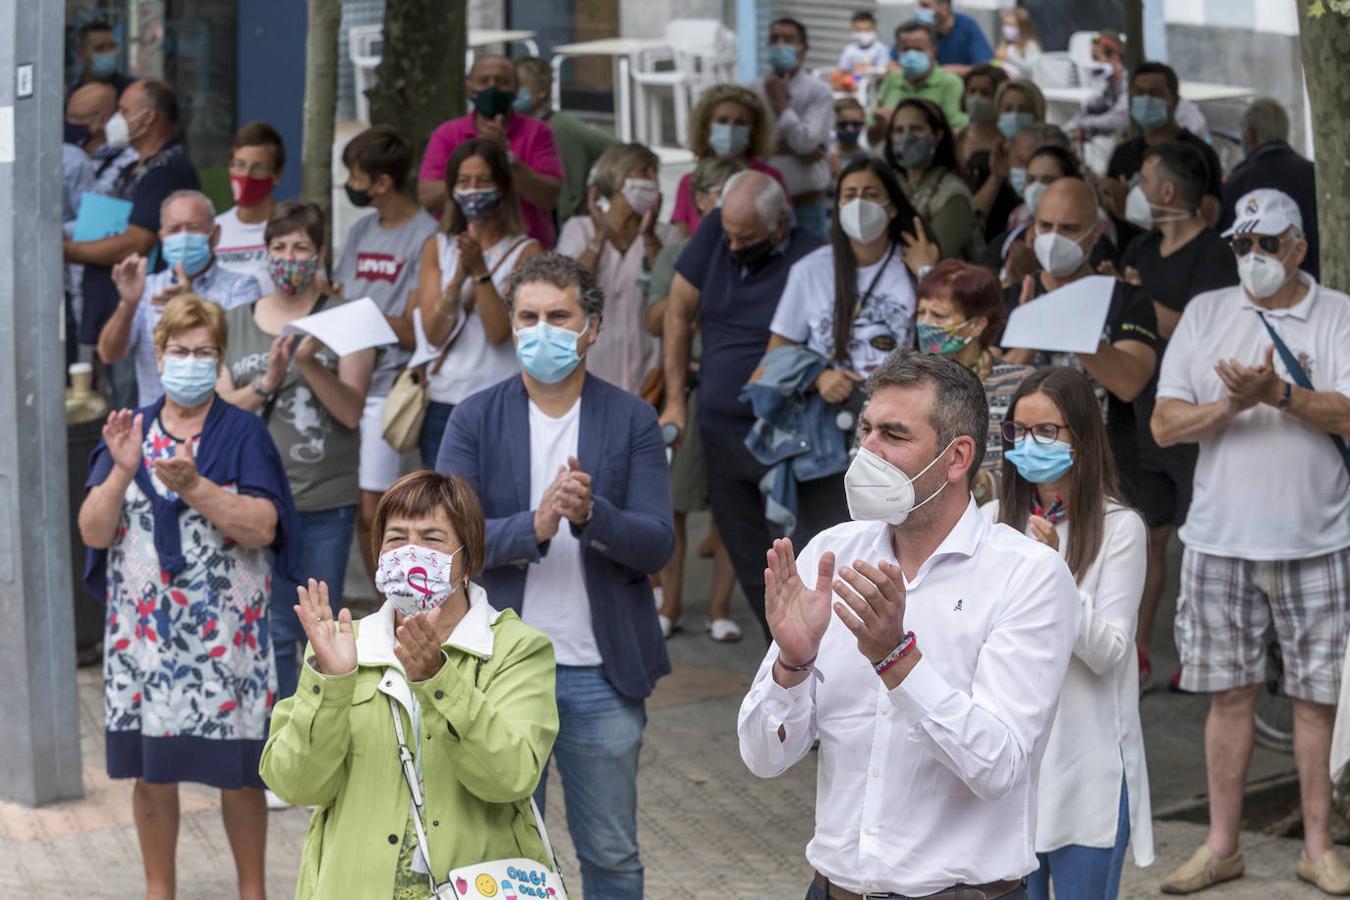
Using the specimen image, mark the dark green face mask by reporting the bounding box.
[471,86,517,119]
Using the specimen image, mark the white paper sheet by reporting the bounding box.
[281,296,398,356]
[1001,275,1115,354]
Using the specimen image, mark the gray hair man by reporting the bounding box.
[1220,96,1319,278]
[437,251,674,898]
[98,188,262,406]
[739,349,1080,897]
[1152,188,1350,894]
[659,169,822,639]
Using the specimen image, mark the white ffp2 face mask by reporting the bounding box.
[844,441,956,526]
[375,544,465,616]
[1237,251,1292,300]
[838,198,890,244]
[1033,230,1089,278]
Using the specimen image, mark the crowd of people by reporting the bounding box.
[59,6,1350,900]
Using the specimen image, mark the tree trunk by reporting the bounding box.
[1123,0,1145,72]
[367,0,466,182]
[301,0,341,208]
[1297,0,1350,290]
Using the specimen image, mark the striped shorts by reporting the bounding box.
[1174,546,1350,704]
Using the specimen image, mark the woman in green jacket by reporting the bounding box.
[261,470,560,899]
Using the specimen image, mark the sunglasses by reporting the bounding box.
[1229,235,1282,256]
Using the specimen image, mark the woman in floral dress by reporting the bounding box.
[79,294,301,900]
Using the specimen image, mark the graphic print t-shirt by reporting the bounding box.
[214,207,273,293]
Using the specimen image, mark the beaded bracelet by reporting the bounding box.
[873,632,917,676]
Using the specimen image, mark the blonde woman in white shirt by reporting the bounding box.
[988,366,1153,900]
[414,138,540,467]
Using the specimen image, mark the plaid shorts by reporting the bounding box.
[1175,546,1350,704]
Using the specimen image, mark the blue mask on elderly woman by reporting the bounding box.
[160,356,218,407]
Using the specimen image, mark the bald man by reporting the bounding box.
[417,54,564,247]
[1002,177,1160,499]
[659,170,822,638]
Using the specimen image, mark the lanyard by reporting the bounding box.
[851,243,896,321]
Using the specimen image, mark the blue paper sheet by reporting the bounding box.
[72,193,132,242]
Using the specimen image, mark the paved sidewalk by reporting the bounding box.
[1,515,1319,898]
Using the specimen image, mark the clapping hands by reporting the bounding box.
[533,456,594,543]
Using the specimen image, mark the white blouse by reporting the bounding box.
[982,499,1154,866]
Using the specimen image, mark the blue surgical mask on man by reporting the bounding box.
[160,356,218,407]
[915,7,937,26]
[767,44,799,74]
[1006,438,1074,484]
[89,50,118,79]
[1130,95,1170,132]
[898,49,931,79]
[162,232,212,276]
[515,319,589,384]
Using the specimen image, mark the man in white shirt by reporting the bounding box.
[739,351,1081,899]
[755,17,835,242]
[214,121,285,293]
[1151,189,1350,895]
[438,252,674,899]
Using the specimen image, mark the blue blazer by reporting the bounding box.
[437,374,674,700]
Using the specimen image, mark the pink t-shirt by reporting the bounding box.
[670,158,789,234]
[419,113,565,248]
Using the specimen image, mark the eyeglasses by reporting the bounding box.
[164,345,220,361]
[1001,421,1069,444]
[1229,235,1282,256]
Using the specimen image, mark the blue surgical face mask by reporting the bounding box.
[708,122,750,158]
[1009,166,1028,197]
[159,356,218,407]
[515,318,589,384]
[898,49,931,79]
[162,232,212,276]
[89,50,118,79]
[1130,95,1170,132]
[1006,437,1074,484]
[512,86,535,114]
[915,8,937,26]
[767,43,799,74]
[997,111,1035,141]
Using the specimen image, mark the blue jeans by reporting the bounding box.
[534,665,646,899]
[420,400,455,470]
[269,505,356,702]
[793,199,831,243]
[1026,776,1131,900]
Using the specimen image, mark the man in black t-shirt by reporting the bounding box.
[1097,62,1223,244]
[1116,141,1238,689]
[63,79,199,405]
[1002,179,1159,487]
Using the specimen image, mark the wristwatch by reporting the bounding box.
[474,272,492,285]
[251,376,275,400]
[1277,381,1293,409]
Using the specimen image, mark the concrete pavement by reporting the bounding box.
[1,514,1323,898]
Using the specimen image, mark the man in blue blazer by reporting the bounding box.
[437,252,674,899]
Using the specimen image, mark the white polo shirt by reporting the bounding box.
[1156,273,1350,560]
[738,500,1081,896]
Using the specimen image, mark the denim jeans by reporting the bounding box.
[804,878,1027,899]
[269,504,356,702]
[793,199,831,243]
[1026,776,1131,900]
[534,665,646,899]
[420,400,455,470]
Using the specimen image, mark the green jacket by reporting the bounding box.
[260,584,559,899]
[547,109,620,221]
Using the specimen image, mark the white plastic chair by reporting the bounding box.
[1067,31,1100,65]
[631,19,736,148]
[1031,51,1080,89]
[349,24,383,125]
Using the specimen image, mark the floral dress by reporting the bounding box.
[103,415,276,789]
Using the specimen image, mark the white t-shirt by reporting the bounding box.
[1156,274,1350,560]
[214,207,273,293]
[423,233,534,405]
[770,243,916,375]
[520,398,602,666]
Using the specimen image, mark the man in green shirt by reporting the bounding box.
[514,58,620,222]
[868,21,968,147]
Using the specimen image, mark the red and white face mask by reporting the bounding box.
[375,544,464,616]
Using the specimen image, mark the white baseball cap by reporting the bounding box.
[1222,188,1302,238]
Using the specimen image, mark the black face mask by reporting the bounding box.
[345,183,373,208]
[64,121,92,148]
[471,86,517,120]
[729,237,777,271]
[836,123,863,147]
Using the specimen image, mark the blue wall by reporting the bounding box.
[235,0,308,201]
